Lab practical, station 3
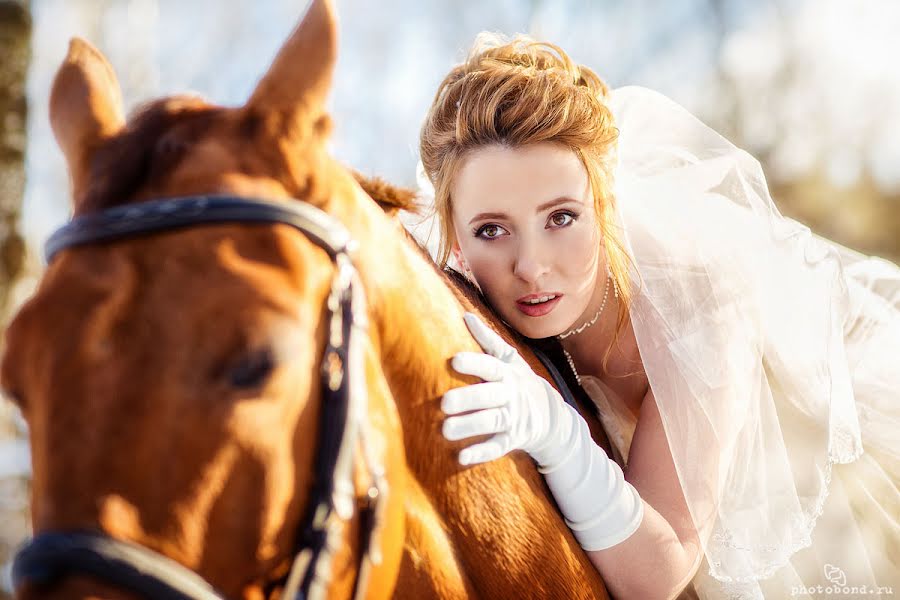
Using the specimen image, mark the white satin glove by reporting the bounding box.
[442,312,644,550]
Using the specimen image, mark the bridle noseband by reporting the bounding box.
[12,195,389,600]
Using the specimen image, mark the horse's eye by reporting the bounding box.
[155,132,186,157]
[229,348,275,389]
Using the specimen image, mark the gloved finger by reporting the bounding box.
[442,407,511,441]
[459,434,513,465]
[463,312,531,368]
[450,352,507,382]
[441,381,511,415]
[463,312,519,363]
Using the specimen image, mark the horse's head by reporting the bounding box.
[0,1,407,598]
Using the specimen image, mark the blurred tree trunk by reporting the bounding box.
[0,2,31,598]
[0,0,28,317]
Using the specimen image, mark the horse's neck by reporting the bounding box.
[334,188,474,462]
[367,227,471,439]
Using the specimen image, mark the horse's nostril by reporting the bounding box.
[229,348,275,388]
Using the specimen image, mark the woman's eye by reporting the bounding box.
[475,224,507,239]
[549,211,577,228]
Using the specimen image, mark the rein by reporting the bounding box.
[13,195,389,600]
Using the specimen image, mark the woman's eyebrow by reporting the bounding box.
[468,211,506,225]
[467,197,581,225]
[536,196,580,212]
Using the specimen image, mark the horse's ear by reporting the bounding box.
[49,38,125,207]
[246,0,337,127]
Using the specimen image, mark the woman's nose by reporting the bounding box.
[512,238,550,284]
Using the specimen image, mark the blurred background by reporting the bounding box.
[1,0,898,595]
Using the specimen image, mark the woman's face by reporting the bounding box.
[451,142,605,339]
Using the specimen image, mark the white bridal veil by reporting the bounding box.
[610,86,899,597]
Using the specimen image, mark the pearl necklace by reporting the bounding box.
[556,275,610,340]
[557,269,619,385]
[562,347,584,386]
[557,267,619,340]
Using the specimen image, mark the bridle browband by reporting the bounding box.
[12,195,389,600]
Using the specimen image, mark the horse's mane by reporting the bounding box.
[351,170,419,216]
[350,173,483,311]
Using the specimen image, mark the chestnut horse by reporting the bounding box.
[1,2,613,598]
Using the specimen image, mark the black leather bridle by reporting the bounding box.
[12,195,389,600]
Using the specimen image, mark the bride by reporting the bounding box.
[416,33,899,599]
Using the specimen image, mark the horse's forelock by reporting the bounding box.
[79,96,224,214]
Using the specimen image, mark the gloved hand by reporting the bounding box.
[442,312,645,551]
[441,311,577,468]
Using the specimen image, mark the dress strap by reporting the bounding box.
[527,343,581,412]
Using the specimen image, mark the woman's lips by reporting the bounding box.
[515,295,563,317]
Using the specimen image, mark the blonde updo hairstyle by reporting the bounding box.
[419,33,635,359]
